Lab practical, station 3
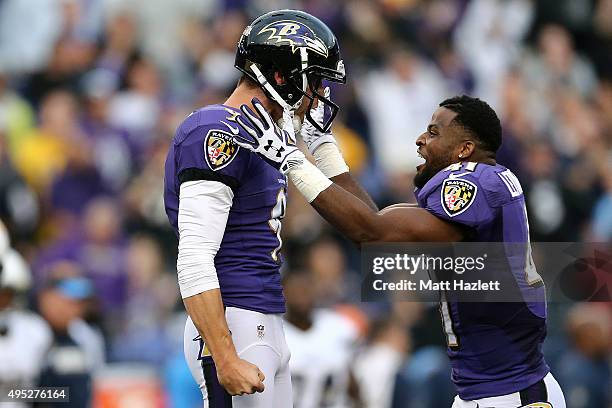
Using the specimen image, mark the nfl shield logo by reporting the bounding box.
[257,325,265,339]
[204,130,239,171]
[441,178,477,217]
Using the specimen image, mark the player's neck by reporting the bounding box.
[224,84,282,121]
[460,151,496,166]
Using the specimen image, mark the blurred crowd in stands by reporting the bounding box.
[0,0,610,407]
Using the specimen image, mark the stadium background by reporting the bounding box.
[0,0,610,407]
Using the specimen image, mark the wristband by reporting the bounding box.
[313,143,349,178]
[288,160,333,203]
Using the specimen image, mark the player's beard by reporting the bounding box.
[414,152,455,188]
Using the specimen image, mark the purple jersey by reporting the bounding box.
[164,104,286,314]
[415,161,549,400]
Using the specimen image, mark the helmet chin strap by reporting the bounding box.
[249,62,293,112]
[248,47,309,131]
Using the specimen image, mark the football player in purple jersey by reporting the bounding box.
[163,9,374,407]
[235,95,567,407]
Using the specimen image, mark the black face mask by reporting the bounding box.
[288,66,345,133]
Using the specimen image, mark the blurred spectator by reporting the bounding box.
[35,198,127,313]
[110,0,218,71]
[556,303,611,408]
[391,302,455,407]
[353,318,408,408]
[306,235,360,306]
[13,90,79,195]
[108,56,163,159]
[453,0,534,108]
[523,24,598,105]
[0,127,39,239]
[123,140,170,228]
[80,69,133,192]
[49,142,109,220]
[334,122,369,175]
[59,0,104,44]
[0,223,51,408]
[358,47,448,175]
[22,37,95,109]
[283,182,327,244]
[589,0,612,76]
[392,346,454,408]
[0,0,62,74]
[435,44,475,96]
[198,10,246,91]
[284,269,361,408]
[522,142,567,240]
[519,24,599,139]
[592,170,612,240]
[495,70,533,174]
[110,235,178,365]
[36,275,105,408]
[532,0,594,37]
[95,12,139,76]
[0,73,35,155]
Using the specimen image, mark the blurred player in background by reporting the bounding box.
[356,319,408,408]
[556,303,611,407]
[234,95,567,407]
[163,9,374,407]
[283,269,361,408]
[0,221,51,408]
[35,272,104,408]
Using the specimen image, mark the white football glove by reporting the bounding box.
[234,98,305,174]
[300,87,337,154]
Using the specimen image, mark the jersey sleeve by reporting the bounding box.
[173,110,249,190]
[177,180,233,298]
[422,174,495,228]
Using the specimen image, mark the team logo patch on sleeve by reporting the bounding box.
[441,178,477,217]
[204,129,239,171]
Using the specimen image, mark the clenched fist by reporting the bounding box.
[216,356,265,396]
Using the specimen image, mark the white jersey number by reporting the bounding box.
[269,188,287,262]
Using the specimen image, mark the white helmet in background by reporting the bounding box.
[0,220,31,292]
[0,249,32,292]
[0,220,9,257]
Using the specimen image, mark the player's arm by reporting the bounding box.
[178,180,264,395]
[232,99,462,244]
[302,87,378,210]
[309,181,465,243]
[183,290,243,375]
[322,148,378,211]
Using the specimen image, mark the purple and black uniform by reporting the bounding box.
[164,104,287,314]
[415,161,549,400]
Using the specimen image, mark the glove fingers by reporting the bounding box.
[240,104,265,135]
[252,98,274,130]
[233,135,257,149]
[235,115,260,146]
[234,139,256,151]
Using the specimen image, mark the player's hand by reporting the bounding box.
[301,87,337,154]
[234,98,305,174]
[216,356,265,396]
